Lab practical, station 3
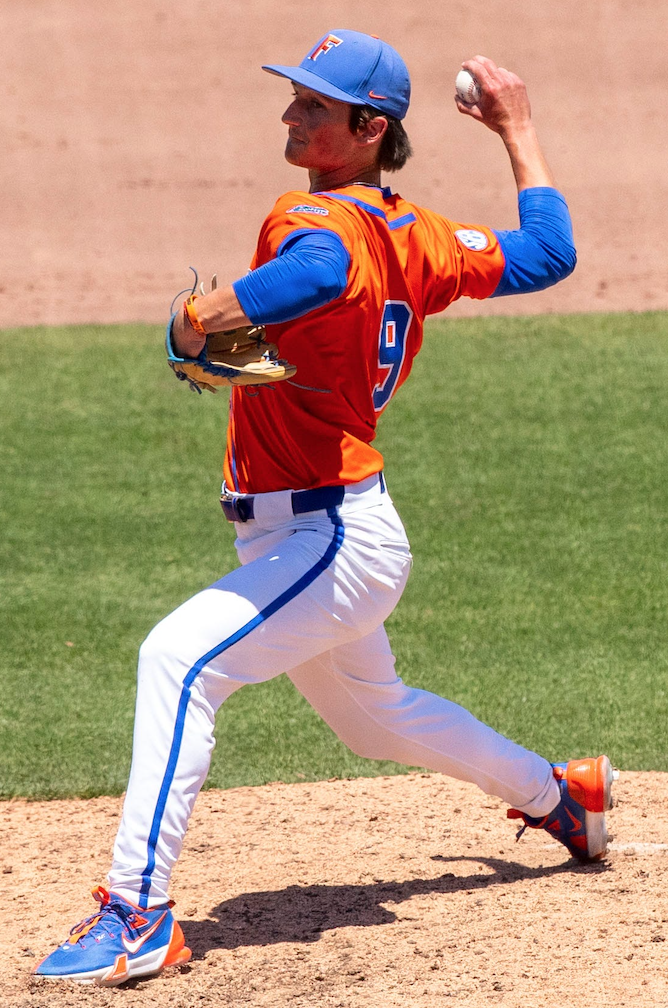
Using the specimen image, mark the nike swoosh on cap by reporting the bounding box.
[368,90,388,100]
[121,912,168,954]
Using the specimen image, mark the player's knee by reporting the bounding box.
[349,742,381,760]
[137,620,185,681]
[339,733,388,760]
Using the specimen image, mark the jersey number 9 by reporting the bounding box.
[373,300,414,412]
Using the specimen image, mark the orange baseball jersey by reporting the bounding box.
[224,185,505,493]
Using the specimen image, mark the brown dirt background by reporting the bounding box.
[3,0,668,327]
[2,773,668,1007]
[3,1,668,1005]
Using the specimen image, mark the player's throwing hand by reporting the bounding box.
[456,55,532,137]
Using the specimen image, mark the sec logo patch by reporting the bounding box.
[454,229,489,251]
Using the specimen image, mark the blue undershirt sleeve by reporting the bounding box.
[491,187,577,297]
[232,228,350,325]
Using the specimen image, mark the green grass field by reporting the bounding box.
[1,311,666,799]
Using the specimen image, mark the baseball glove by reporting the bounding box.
[166,275,296,393]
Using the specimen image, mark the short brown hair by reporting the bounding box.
[349,105,413,172]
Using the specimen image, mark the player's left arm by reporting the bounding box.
[456,54,555,191]
[457,55,576,296]
[490,187,576,297]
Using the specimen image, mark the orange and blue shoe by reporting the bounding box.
[508,756,617,862]
[32,886,191,986]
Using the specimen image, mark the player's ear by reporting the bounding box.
[356,115,388,148]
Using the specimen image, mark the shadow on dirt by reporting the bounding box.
[181,854,610,957]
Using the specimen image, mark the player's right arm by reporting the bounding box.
[171,284,251,359]
[171,195,352,358]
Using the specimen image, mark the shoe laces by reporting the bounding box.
[68,887,146,946]
[507,806,549,844]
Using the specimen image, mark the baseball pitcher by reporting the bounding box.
[35,30,615,986]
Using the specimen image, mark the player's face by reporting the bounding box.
[281,85,359,172]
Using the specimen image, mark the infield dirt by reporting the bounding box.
[2,772,667,1007]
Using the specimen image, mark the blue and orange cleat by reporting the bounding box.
[508,755,618,862]
[33,886,191,986]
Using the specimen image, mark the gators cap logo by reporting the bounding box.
[308,34,343,61]
[263,28,411,120]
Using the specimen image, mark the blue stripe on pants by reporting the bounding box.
[139,509,345,904]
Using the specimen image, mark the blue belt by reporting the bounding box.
[220,474,385,523]
[220,484,344,523]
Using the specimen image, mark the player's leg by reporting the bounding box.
[288,628,615,860]
[35,478,411,983]
[109,497,411,909]
[287,625,559,815]
[36,514,386,984]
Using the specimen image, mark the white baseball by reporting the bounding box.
[455,69,481,106]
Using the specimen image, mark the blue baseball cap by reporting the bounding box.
[263,29,411,120]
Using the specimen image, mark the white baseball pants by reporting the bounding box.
[109,473,559,907]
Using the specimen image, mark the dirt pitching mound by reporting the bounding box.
[1,771,666,1007]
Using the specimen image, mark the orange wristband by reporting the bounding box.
[184,295,207,336]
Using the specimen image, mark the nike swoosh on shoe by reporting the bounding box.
[121,912,168,954]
